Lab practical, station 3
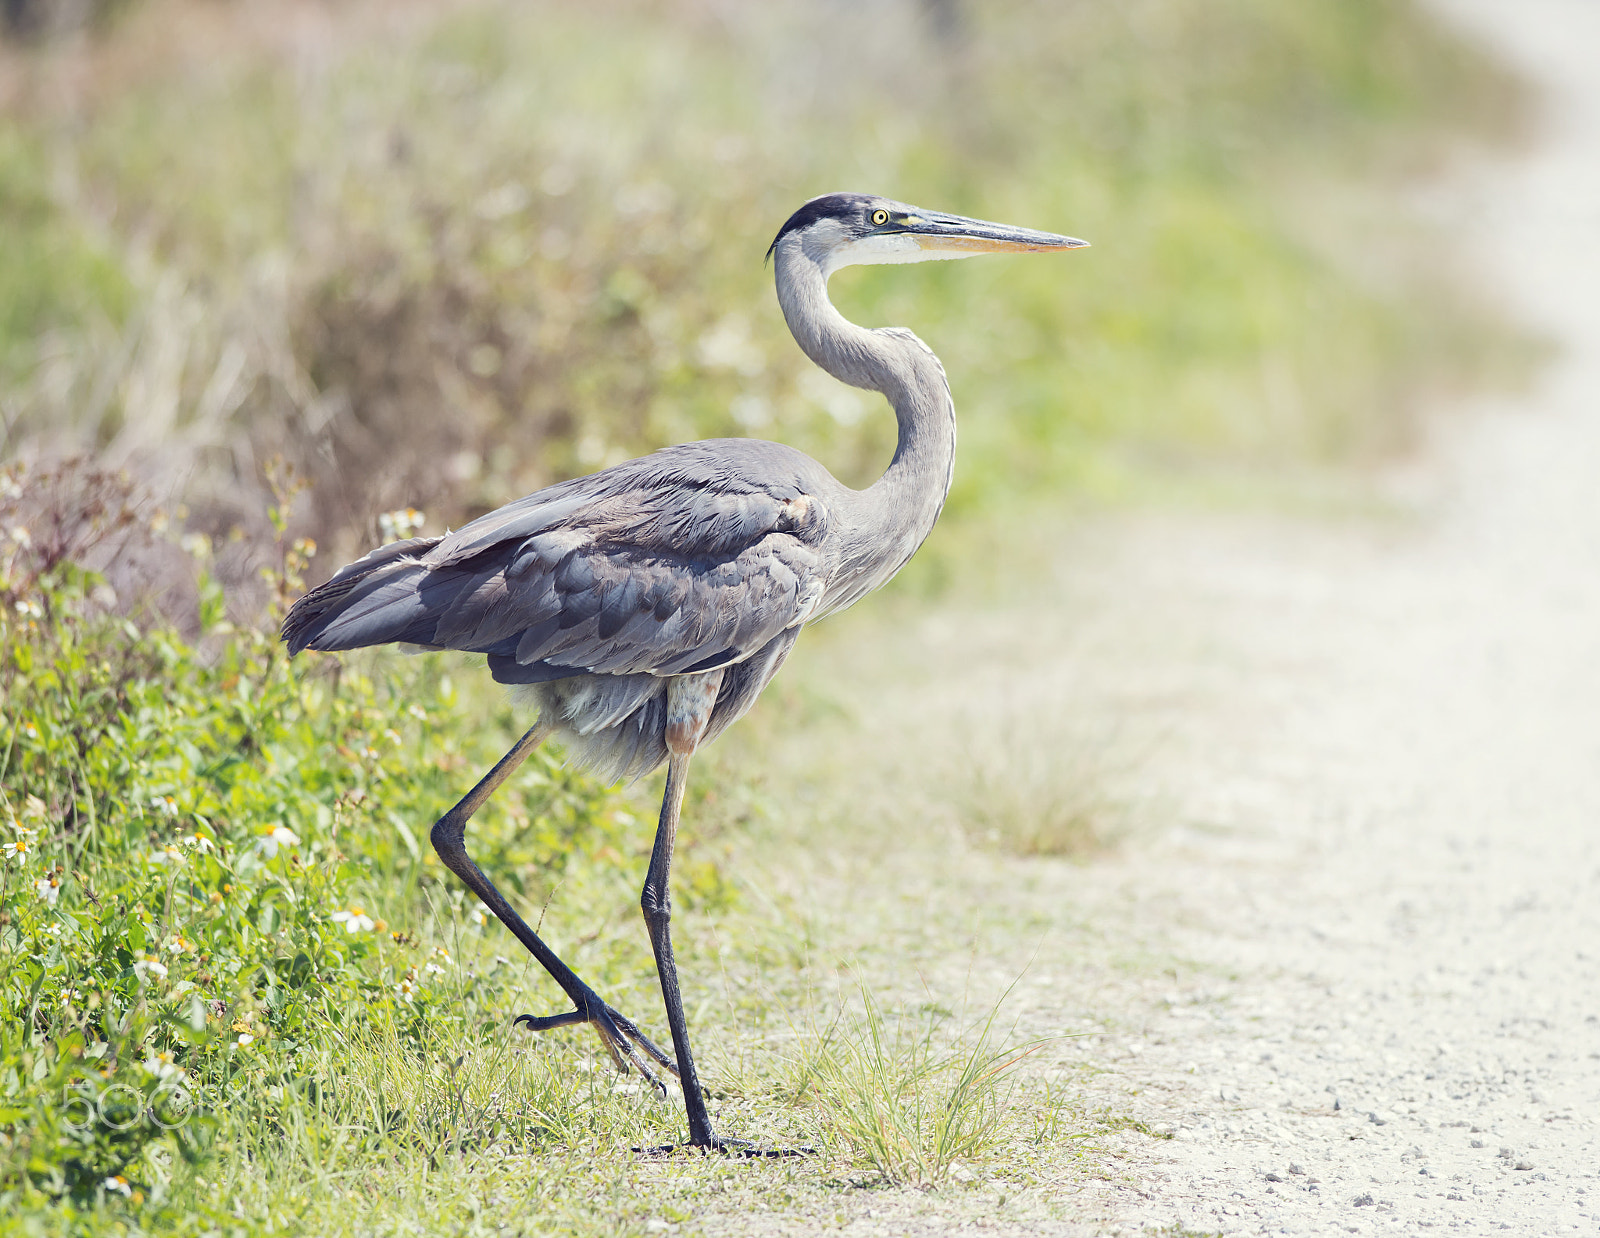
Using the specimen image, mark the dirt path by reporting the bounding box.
[1068,0,1600,1232]
[706,5,1598,1232]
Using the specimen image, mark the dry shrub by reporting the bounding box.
[0,0,1532,597]
[955,718,1130,858]
[0,458,194,623]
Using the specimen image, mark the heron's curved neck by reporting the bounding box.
[773,239,956,555]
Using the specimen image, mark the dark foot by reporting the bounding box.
[514,996,678,1093]
[632,1136,816,1159]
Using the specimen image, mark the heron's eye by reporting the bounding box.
[871,209,890,226]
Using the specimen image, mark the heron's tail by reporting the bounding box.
[281,536,446,655]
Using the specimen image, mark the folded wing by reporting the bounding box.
[281,441,833,685]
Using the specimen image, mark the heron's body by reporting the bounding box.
[283,193,1084,1151]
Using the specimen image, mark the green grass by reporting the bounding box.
[1,465,1105,1234]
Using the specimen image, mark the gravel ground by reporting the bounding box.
[1070,0,1600,1232]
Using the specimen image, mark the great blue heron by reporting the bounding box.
[283,193,1086,1151]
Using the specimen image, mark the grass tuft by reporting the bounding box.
[796,980,1049,1187]
[950,706,1138,859]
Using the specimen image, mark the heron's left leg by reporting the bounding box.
[641,671,725,1148]
[428,721,677,1086]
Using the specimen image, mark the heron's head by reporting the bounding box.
[766,192,1087,276]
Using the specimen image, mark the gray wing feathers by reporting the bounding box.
[494,534,819,678]
[431,571,561,649]
[427,440,822,564]
[281,538,444,654]
[432,493,593,564]
[281,441,833,680]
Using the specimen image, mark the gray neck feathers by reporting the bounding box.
[773,235,957,585]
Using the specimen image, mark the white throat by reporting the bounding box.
[801,219,980,278]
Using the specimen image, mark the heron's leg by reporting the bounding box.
[641,671,725,1148]
[429,721,677,1086]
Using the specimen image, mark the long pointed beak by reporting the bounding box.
[896,209,1088,256]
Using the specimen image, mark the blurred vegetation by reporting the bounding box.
[0,0,1527,607]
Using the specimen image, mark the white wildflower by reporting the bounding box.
[256,824,300,858]
[180,833,214,853]
[35,876,59,905]
[148,845,185,867]
[134,956,169,981]
[235,1033,255,1047]
[14,598,42,619]
[142,1051,187,1082]
[105,1175,131,1197]
[149,795,178,817]
[331,906,375,934]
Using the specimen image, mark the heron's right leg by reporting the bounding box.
[428,721,677,1086]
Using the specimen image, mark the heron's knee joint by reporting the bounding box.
[430,817,465,856]
[640,884,671,923]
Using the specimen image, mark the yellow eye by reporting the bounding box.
[871,209,890,226]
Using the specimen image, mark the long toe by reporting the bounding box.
[598,1004,678,1075]
[511,1001,680,1088]
[590,1004,680,1092]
